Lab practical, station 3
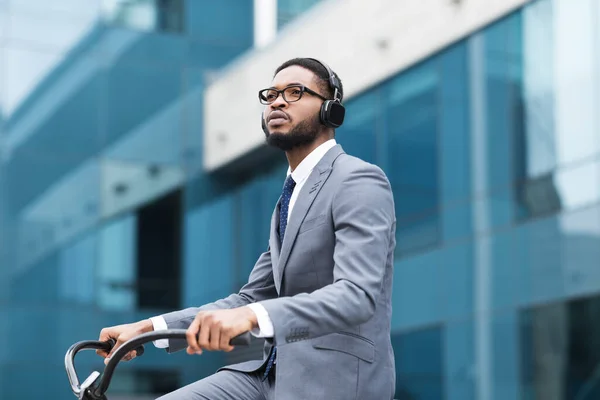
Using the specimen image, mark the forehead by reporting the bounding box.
[271,65,317,88]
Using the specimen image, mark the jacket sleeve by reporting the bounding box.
[159,247,277,353]
[258,164,395,346]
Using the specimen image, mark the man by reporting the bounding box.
[97,58,397,399]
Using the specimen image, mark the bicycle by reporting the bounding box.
[65,330,251,400]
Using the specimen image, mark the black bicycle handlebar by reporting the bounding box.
[65,330,252,400]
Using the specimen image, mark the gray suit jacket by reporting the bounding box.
[160,145,397,399]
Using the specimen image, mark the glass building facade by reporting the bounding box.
[1,0,599,399]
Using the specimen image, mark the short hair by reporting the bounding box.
[274,57,344,102]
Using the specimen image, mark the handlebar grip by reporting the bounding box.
[230,332,252,346]
[106,338,145,357]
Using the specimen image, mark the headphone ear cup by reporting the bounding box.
[320,101,345,128]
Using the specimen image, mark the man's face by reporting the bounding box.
[262,66,326,151]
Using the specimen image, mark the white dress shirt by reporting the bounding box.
[150,139,337,347]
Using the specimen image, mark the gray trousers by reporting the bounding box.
[156,368,275,400]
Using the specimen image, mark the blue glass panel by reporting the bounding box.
[559,203,600,299]
[521,0,555,178]
[492,311,520,400]
[96,213,137,311]
[102,62,181,152]
[277,0,322,29]
[392,326,444,399]
[7,0,101,17]
[187,0,253,46]
[181,68,204,175]
[490,229,520,309]
[59,230,96,305]
[183,194,234,306]
[103,29,187,67]
[336,88,379,166]
[520,296,600,400]
[186,41,251,70]
[6,157,101,281]
[522,214,564,306]
[482,13,523,228]
[2,45,102,160]
[235,169,283,288]
[438,242,473,319]
[444,320,475,400]
[384,59,440,256]
[439,42,472,241]
[546,0,599,167]
[392,251,441,329]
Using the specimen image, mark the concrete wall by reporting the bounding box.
[203,0,532,171]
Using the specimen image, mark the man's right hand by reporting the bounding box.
[96,319,154,365]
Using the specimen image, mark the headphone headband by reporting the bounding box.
[306,58,343,103]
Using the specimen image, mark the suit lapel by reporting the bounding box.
[269,200,282,291]
[276,145,344,288]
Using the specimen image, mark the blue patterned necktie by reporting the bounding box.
[263,175,295,381]
[278,175,296,246]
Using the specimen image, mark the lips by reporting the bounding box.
[268,111,289,126]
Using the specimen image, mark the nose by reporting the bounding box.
[269,92,287,109]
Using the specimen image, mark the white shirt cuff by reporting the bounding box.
[246,303,274,338]
[149,316,169,348]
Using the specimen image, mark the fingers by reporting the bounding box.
[186,316,202,355]
[96,328,113,358]
[185,310,249,355]
[220,330,234,353]
[209,322,221,351]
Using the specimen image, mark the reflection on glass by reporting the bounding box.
[97,213,136,311]
[522,0,600,177]
[517,160,600,220]
[385,60,440,255]
[393,326,444,399]
[59,231,96,304]
[101,0,185,33]
[14,159,100,272]
[522,0,555,178]
[337,89,378,165]
[553,0,599,166]
[277,0,321,29]
[521,295,600,400]
[560,205,600,299]
[8,0,102,16]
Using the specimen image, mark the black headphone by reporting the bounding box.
[262,58,345,134]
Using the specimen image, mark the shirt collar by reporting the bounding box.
[286,139,337,183]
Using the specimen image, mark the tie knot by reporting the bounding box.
[283,175,296,194]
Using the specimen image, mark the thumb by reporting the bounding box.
[104,337,125,365]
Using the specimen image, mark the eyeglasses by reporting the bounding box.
[258,84,327,105]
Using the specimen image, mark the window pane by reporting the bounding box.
[277,0,322,29]
[96,213,136,311]
[384,59,440,256]
[2,45,102,160]
[392,252,441,329]
[393,326,444,399]
[520,295,600,399]
[445,320,476,400]
[337,88,379,166]
[188,0,252,44]
[183,195,234,307]
[560,204,600,299]
[102,63,182,152]
[102,0,185,34]
[439,42,472,241]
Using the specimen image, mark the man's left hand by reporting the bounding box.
[186,307,258,354]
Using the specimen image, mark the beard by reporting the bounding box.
[264,114,321,151]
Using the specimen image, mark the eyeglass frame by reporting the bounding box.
[258,84,328,105]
